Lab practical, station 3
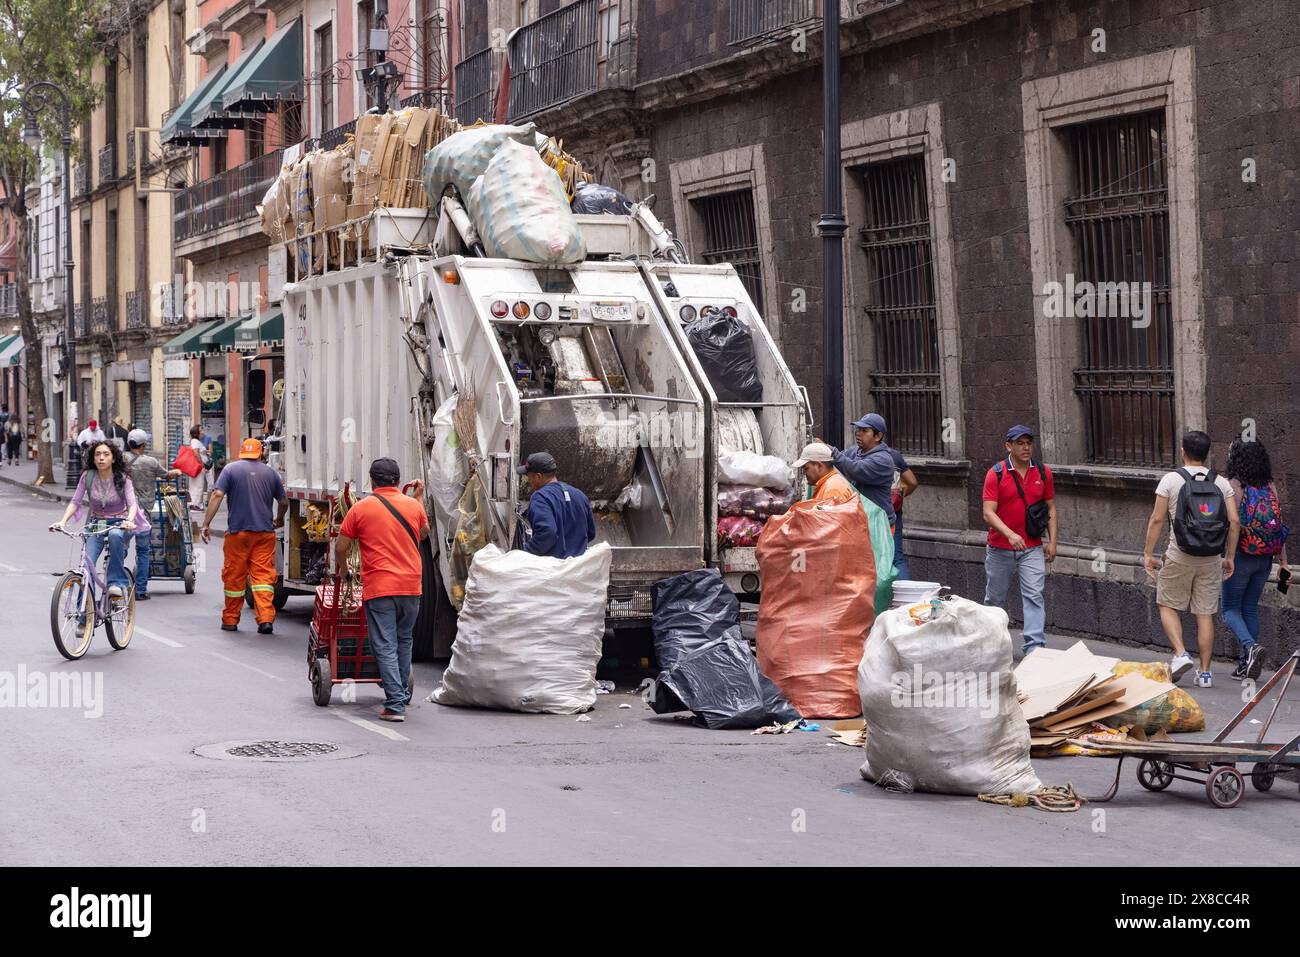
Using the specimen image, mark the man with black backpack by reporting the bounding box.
[1143,430,1239,688]
[336,458,429,722]
[981,425,1057,656]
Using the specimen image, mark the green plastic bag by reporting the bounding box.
[859,495,896,616]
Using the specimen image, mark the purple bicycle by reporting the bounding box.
[49,522,137,660]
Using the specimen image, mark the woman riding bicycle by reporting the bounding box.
[49,440,144,600]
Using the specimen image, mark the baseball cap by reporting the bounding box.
[516,451,558,475]
[238,437,264,459]
[792,441,835,468]
[88,419,98,430]
[1005,425,1035,442]
[851,412,887,433]
[127,428,150,448]
[369,457,401,485]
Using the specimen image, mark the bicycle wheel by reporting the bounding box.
[105,570,136,650]
[50,572,95,660]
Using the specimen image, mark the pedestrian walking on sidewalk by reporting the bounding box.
[0,405,9,466]
[1142,430,1239,688]
[123,430,184,601]
[201,437,287,634]
[829,412,898,529]
[981,425,1057,656]
[48,440,143,601]
[76,419,106,449]
[517,451,595,559]
[335,458,429,722]
[4,419,20,465]
[1220,438,1289,681]
[187,425,213,510]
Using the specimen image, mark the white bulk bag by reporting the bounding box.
[466,139,586,263]
[717,450,793,491]
[431,543,612,713]
[421,122,537,203]
[858,596,1041,796]
[427,395,468,529]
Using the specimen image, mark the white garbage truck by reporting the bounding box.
[273,200,807,658]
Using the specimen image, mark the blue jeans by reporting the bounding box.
[984,544,1047,653]
[86,520,132,591]
[364,595,420,713]
[133,528,151,595]
[1221,552,1272,661]
[893,510,911,581]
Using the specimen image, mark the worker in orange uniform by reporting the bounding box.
[794,441,857,504]
[200,438,288,634]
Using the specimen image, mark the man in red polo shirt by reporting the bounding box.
[981,425,1057,656]
[335,457,429,722]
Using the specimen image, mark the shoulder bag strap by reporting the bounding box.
[374,493,421,554]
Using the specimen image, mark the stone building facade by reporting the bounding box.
[467,0,1300,657]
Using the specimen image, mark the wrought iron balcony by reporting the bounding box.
[126,132,136,178]
[99,143,116,185]
[125,289,146,330]
[0,284,16,317]
[75,164,89,196]
[605,32,636,89]
[319,118,356,152]
[91,295,113,334]
[73,303,86,336]
[400,89,451,112]
[174,148,284,244]
[161,289,186,327]
[453,47,495,125]
[507,0,599,121]
[730,0,820,46]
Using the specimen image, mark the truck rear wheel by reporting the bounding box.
[412,539,457,661]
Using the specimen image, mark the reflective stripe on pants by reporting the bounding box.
[222,530,277,625]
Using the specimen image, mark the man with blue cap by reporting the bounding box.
[981,424,1057,655]
[517,451,596,559]
[830,412,900,529]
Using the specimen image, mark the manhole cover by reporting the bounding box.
[193,740,365,762]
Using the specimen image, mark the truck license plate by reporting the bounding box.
[591,303,630,322]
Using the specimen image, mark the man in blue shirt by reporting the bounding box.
[830,413,898,528]
[517,451,596,559]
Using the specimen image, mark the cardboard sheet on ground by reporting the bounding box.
[1040,672,1173,732]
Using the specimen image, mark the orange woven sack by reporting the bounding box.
[756,498,877,718]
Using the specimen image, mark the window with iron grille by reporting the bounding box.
[855,155,942,456]
[316,23,334,133]
[1064,109,1175,467]
[691,189,764,313]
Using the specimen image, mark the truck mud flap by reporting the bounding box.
[413,538,458,661]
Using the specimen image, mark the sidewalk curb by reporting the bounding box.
[0,470,71,503]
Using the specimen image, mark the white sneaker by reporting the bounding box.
[1194,671,1213,689]
[1169,653,1195,684]
[108,585,124,599]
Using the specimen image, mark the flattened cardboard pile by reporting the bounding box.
[259,108,591,272]
[1014,642,1174,750]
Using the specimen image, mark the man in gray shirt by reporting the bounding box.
[830,412,898,528]
[123,429,183,600]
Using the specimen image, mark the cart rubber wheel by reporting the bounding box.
[183,566,196,594]
[1206,766,1245,808]
[311,657,332,707]
[273,583,289,611]
[1251,763,1276,792]
[1137,758,1175,791]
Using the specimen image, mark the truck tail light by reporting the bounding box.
[442,269,460,284]
[534,301,552,320]
[679,304,697,322]
[722,305,738,318]
[490,300,509,318]
[512,301,530,319]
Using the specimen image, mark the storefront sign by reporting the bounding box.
[273,378,285,402]
[198,378,224,404]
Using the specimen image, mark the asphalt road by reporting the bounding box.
[3,478,1299,866]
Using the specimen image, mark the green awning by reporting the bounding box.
[221,19,304,113]
[0,334,21,365]
[162,321,211,357]
[159,63,230,145]
[192,40,266,129]
[200,314,250,351]
[235,309,284,350]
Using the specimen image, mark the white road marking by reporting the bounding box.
[133,627,185,648]
[0,561,20,572]
[207,652,283,681]
[334,712,410,742]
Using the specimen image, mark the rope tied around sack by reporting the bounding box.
[978,784,1085,812]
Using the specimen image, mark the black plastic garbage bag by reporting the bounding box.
[651,636,801,730]
[571,182,633,215]
[651,568,741,672]
[684,308,763,403]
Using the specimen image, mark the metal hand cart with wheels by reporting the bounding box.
[147,477,197,593]
[307,573,382,706]
[1078,651,1300,808]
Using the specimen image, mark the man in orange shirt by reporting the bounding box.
[794,442,857,504]
[336,457,429,722]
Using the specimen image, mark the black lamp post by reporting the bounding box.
[816,3,846,448]
[21,81,79,485]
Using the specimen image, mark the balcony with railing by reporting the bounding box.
[125,289,146,331]
[507,0,600,121]
[73,303,86,337]
[400,89,452,112]
[0,284,15,317]
[161,288,186,327]
[174,148,284,245]
[319,118,356,152]
[126,132,136,178]
[730,0,821,46]
[453,47,495,125]
[74,164,89,197]
[98,143,116,185]
[91,295,113,335]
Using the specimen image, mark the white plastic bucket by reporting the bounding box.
[889,580,942,609]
